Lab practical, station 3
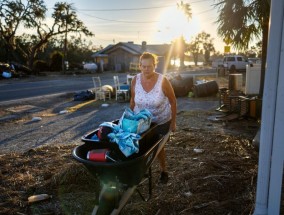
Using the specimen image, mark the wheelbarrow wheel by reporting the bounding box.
[96,187,121,215]
[96,199,115,215]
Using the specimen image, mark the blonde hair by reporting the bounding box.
[139,52,158,66]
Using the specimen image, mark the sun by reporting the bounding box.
[152,6,200,44]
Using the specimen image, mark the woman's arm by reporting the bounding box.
[162,77,177,132]
[129,76,137,111]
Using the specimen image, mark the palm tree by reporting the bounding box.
[177,1,192,21]
[214,0,270,96]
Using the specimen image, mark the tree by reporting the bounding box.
[255,41,262,58]
[245,46,258,58]
[187,37,200,66]
[64,36,94,68]
[0,0,46,62]
[0,0,94,70]
[196,31,215,65]
[214,0,270,96]
[17,2,94,70]
[185,32,215,66]
[26,35,94,71]
[50,51,63,71]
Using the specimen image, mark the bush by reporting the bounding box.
[33,60,49,72]
[50,51,63,71]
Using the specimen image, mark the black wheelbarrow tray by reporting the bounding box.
[72,123,170,215]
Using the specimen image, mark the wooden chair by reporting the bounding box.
[113,75,130,101]
[92,77,111,101]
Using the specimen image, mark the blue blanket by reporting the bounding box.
[99,122,141,157]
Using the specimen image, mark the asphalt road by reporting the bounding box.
[0,69,217,104]
[0,72,129,103]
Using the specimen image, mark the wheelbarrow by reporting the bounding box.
[72,123,170,215]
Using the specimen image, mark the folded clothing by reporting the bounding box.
[119,108,152,134]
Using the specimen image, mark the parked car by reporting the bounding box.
[223,55,250,72]
[211,59,224,68]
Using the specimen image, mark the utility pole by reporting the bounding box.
[62,7,69,74]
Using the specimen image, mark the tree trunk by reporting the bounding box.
[27,56,34,72]
[204,50,210,65]
[259,17,269,97]
[4,44,10,62]
[193,53,198,66]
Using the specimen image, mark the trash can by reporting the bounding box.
[193,80,219,97]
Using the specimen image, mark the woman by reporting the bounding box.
[130,52,177,184]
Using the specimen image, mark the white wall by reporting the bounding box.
[253,0,284,214]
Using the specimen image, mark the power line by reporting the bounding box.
[46,0,216,12]
[69,0,214,12]
[189,0,215,4]
[78,7,215,24]
[78,11,159,23]
[78,5,173,11]
[93,27,156,32]
[197,8,215,15]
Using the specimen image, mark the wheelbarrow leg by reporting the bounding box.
[91,206,99,215]
[135,132,170,202]
[136,166,153,202]
[110,186,137,215]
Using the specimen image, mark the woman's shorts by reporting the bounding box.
[156,120,171,135]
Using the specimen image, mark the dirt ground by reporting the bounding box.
[0,88,262,215]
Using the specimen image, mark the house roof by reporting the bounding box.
[92,42,171,58]
[91,45,114,58]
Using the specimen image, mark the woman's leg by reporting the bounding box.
[158,147,166,172]
[155,121,171,184]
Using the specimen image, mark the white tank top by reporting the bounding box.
[134,73,171,124]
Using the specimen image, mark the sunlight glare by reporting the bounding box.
[153,6,200,44]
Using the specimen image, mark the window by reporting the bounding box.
[237,57,243,62]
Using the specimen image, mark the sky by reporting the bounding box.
[43,0,225,52]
